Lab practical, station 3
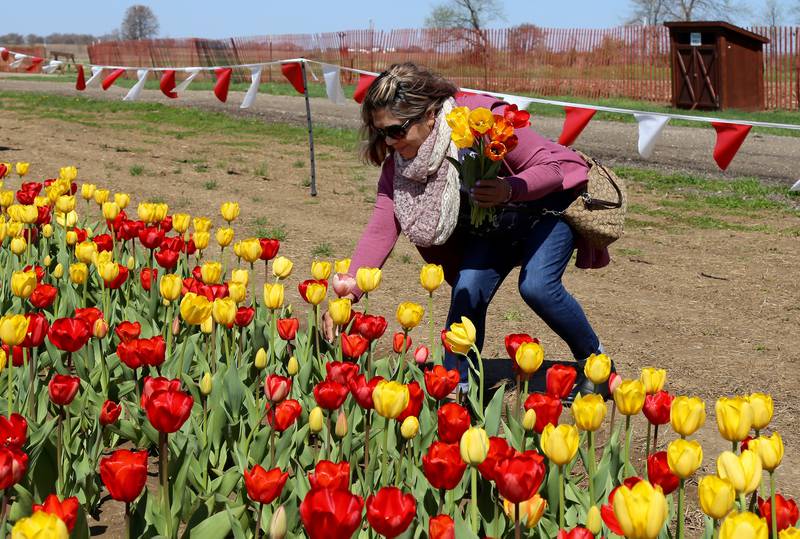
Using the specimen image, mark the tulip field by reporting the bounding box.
[0,91,798,539]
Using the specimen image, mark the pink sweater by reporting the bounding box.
[349,94,610,297]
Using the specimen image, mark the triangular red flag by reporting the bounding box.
[75,65,86,90]
[280,62,305,94]
[214,68,232,103]
[25,57,43,72]
[711,122,752,171]
[558,107,597,146]
[160,70,178,98]
[353,73,377,104]
[101,68,126,90]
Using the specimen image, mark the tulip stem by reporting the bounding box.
[381,418,390,485]
[364,409,371,474]
[159,432,171,538]
[427,292,435,362]
[624,415,632,476]
[588,430,596,505]
[470,467,479,534]
[608,402,617,440]
[653,424,659,452]
[395,441,403,486]
[325,413,333,461]
[677,478,685,539]
[471,344,485,413]
[397,330,409,383]
[515,375,521,425]
[6,354,12,417]
[255,503,262,539]
[27,348,36,419]
[313,305,320,365]
[514,502,520,539]
[125,502,131,539]
[558,464,565,530]
[269,427,276,468]
[56,408,63,495]
[770,472,777,539]
[645,422,651,457]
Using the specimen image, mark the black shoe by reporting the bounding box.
[563,360,617,407]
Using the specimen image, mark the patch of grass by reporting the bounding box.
[129,165,144,176]
[616,247,643,256]
[252,195,263,203]
[203,180,218,190]
[172,167,182,174]
[194,163,209,173]
[399,254,412,264]
[503,310,523,322]
[150,195,166,204]
[301,178,312,188]
[254,222,287,242]
[253,162,269,177]
[311,242,334,258]
[253,217,268,227]
[293,160,305,169]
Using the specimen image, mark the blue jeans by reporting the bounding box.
[444,198,601,383]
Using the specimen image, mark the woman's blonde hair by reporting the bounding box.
[361,62,458,166]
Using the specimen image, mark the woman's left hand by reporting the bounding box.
[471,178,511,208]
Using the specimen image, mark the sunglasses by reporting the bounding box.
[374,117,420,140]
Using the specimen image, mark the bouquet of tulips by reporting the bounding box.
[444,104,531,227]
[0,160,794,539]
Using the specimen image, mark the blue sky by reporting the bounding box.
[12,1,642,38]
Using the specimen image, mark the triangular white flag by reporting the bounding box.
[85,66,105,88]
[175,68,201,94]
[123,69,149,101]
[634,113,670,159]
[41,60,63,74]
[790,179,800,192]
[240,67,263,109]
[10,54,26,68]
[322,64,346,105]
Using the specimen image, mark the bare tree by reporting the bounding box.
[760,0,784,25]
[663,0,748,21]
[120,5,159,40]
[0,33,25,45]
[626,0,670,24]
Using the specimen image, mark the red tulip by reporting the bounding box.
[275,318,299,340]
[601,477,643,535]
[138,226,165,250]
[366,486,416,538]
[71,227,88,243]
[505,333,536,361]
[348,375,383,410]
[234,306,255,327]
[440,329,453,354]
[29,284,57,309]
[100,400,122,426]
[116,340,142,370]
[104,264,129,289]
[2,345,24,368]
[22,265,45,283]
[140,377,179,406]
[36,205,51,226]
[144,386,194,433]
[308,460,350,491]
[504,104,531,129]
[266,399,302,432]
[414,345,429,364]
[424,365,460,400]
[140,268,157,292]
[32,494,79,532]
[313,381,349,410]
[478,436,516,482]
[392,332,412,353]
[204,283,229,300]
[758,494,799,534]
[244,465,288,504]
[422,442,466,490]
[740,436,754,452]
[48,318,91,352]
[48,375,80,406]
[0,413,27,449]
[154,249,180,270]
[646,451,679,495]
[0,446,28,489]
[643,390,673,426]
[325,361,360,387]
[264,375,292,403]
[299,487,364,539]
[437,403,470,444]
[118,337,166,369]
[298,279,328,304]
[114,321,141,344]
[341,332,369,360]
[494,450,546,503]
[352,313,387,341]
[557,527,594,539]
[160,215,173,232]
[16,190,35,205]
[117,218,141,241]
[93,233,113,253]
[22,312,49,348]
[99,449,148,503]
[191,266,204,281]
[523,393,563,433]
[160,236,184,252]
[74,307,103,328]
[397,381,423,422]
[429,514,455,539]
[546,364,577,399]
[259,238,280,260]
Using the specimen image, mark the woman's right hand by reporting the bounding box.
[322,292,356,342]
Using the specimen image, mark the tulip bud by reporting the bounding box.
[10,237,26,255]
[200,373,213,396]
[613,379,646,416]
[41,224,53,238]
[65,230,78,246]
[667,438,703,479]
[272,256,293,279]
[414,345,429,364]
[200,316,213,335]
[356,267,382,293]
[334,258,351,274]
[263,283,285,310]
[328,298,352,327]
[698,475,736,520]
[334,410,348,438]
[586,505,602,535]
[541,424,580,466]
[114,192,130,209]
[715,396,753,442]
[396,301,424,330]
[459,426,489,465]
[400,416,420,440]
[220,201,240,222]
[269,505,287,539]
[571,393,607,432]
[522,408,537,431]
[81,183,96,200]
[309,406,324,433]
[0,350,6,372]
[640,367,667,394]
[515,341,544,374]
[287,356,299,376]
[503,494,546,529]
[608,372,622,393]
[102,201,120,221]
[194,231,210,250]
[419,263,445,293]
[69,263,88,285]
[718,511,768,539]
[93,318,109,339]
[43,255,52,266]
[172,316,181,336]
[52,263,63,279]
[254,348,268,369]
[747,393,773,430]
[228,282,246,304]
[311,260,332,281]
[749,432,783,472]
[332,273,356,298]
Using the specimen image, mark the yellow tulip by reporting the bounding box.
[154,203,168,221]
[305,282,327,306]
[571,393,607,431]
[0,191,13,207]
[33,196,48,208]
[444,316,476,355]
[445,106,470,131]
[159,274,182,302]
[228,282,247,304]
[212,297,237,326]
[586,505,602,535]
[613,380,646,416]
[287,356,299,376]
[10,237,26,256]
[717,450,762,494]
[715,396,753,442]
[372,380,409,419]
[671,396,707,437]
[451,123,475,149]
[113,192,130,209]
[698,475,736,520]
[98,261,120,283]
[334,258,351,274]
[311,260,332,281]
[309,407,324,433]
[400,416,420,439]
[180,293,213,325]
[335,410,348,438]
[0,350,6,372]
[612,480,669,539]
[137,202,157,223]
[55,195,76,214]
[584,353,611,384]
[420,263,445,294]
[540,423,580,466]
[356,267,382,293]
[41,224,53,238]
[468,107,494,134]
[15,162,30,177]
[749,432,783,472]
[220,201,240,222]
[93,250,113,268]
[780,528,800,539]
[718,512,768,539]
[460,426,489,465]
[396,301,424,330]
[515,341,544,374]
[199,373,213,397]
[69,263,88,285]
[503,494,546,528]
[216,227,234,248]
[667,438,703,479]
[55,210,78,228]
[194,232,210,250]
[7,221,23,238]
[0,315,29,346]
[102,201,120,221]
[640,367,666,395]
[126,256,135,270]
[172,213,191,233]
[80,183,96,200]
[11,510,68,539]
[200,315,214,335]
[59,165,78,182]
[328,298,352,326]
[11,270,37,299]
[75,241,98,264]
[200,262,222,284]
[522,409,537,431]
[52,264,63,279]
[239,238,262,263]
[272,256,293,279]
[230,269,249,286]
[748,393,773,430]
[65,231,78,246]
[192,217,211,233]
[254,348,268,369]
[93,188,110,205]
[263,283,285,310]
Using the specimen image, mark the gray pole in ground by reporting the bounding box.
[301,60,317,196]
